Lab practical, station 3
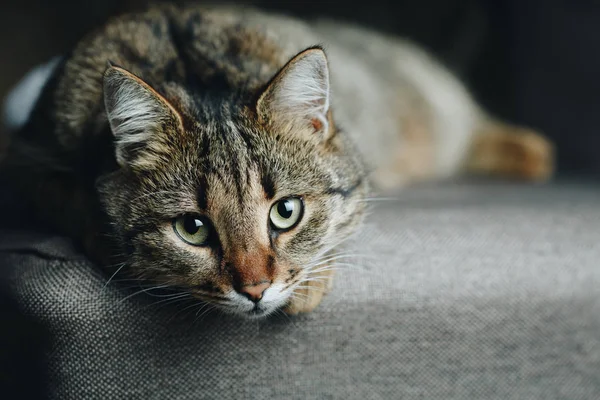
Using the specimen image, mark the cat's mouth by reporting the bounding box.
[188,294,281,319]
[225,302,279,320]
[248,304,269,317]
[243,297,289,319]
[186,282,292,319]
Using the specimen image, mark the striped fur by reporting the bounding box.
[1,4,553,318]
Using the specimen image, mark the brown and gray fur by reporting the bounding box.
[0,4,554,318]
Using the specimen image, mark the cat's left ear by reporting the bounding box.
[256,47,332,139]
[103,64,183,168]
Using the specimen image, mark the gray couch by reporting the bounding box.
[1,181,599,399]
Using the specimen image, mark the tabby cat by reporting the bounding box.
[1,4,553,318]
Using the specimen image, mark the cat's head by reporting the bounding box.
[98,47,368,318]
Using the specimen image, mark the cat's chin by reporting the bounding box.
[209,285,293,319]
[242,306,276,320]
[225,300,289,320]
[219,305,278,320]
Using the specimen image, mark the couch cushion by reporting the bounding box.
[1,181,599,399]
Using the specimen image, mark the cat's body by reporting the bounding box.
[1,4,553,317]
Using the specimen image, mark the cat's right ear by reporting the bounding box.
[256,47,333,141]
[103,64,183,168]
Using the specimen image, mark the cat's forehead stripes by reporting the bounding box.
[196,111,278,208]
[206,168,273,255]
[196,175,209,210]
[260,169,276,200]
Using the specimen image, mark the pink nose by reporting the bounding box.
[238,282,271,303]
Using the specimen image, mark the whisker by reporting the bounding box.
[102,262,128,290]
[307,264,342,272]
[108,281,184,292]
[168,301,204,322]
[144,292,183,298]
[193,295,227,304]
[315,234,361,255]
[146,297,194,313]
[356,197,398,203]
[321,264,390,280]
[308,262,368,273]
[185,288,228,300]
[143,292,191,309]
[288,291,311,300]
[194,303,217,323]
[309,227,380,261]
[117,284,172,303]
[293,284,324,292]
[311,252,374,262]
[306,254,375,268]
[195,301,213,317]
[296,278,332,285]
[273,309,301,330]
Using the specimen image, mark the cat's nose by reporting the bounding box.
[238,281,271,303]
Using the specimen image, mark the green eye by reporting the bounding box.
[269,197,303,231]
[173,215,211,245]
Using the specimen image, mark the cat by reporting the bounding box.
[0,4,553,318]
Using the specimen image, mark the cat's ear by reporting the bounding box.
[256,47,332,139]
[103,64,183,168]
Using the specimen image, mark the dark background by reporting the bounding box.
[2,0,600,175]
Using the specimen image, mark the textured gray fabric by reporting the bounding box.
[1,181,599,399]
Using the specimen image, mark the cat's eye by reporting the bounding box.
[269,197,303,231]
[173,215,211,246]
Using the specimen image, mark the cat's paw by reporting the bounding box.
[284,268,335,315]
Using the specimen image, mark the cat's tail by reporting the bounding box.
[464,119,555,181]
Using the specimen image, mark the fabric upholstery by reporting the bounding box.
[1,181,599,399]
